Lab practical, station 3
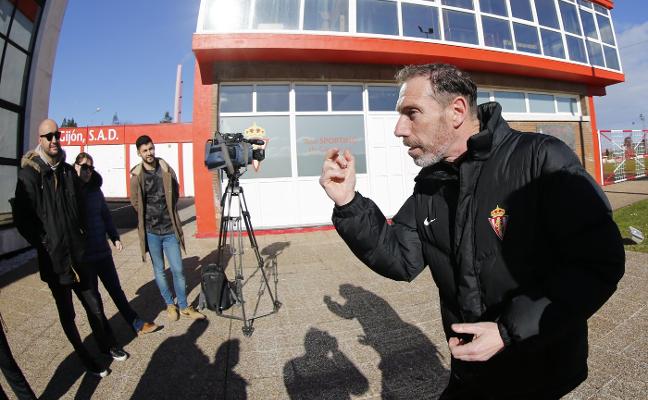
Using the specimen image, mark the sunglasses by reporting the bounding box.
[40,131,62,141]
[77,164,94,172]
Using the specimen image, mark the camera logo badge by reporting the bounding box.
[488,205,508,240]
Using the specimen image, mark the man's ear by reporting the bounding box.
[450,96,469,129]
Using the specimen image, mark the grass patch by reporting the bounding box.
[613,199,648,253]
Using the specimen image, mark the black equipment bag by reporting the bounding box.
[202,263,238,313]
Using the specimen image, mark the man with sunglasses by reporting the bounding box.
[13,119,125,378]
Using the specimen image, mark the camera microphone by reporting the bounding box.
[247,138,265,145]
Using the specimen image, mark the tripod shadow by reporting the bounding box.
[324,284,448,399]
[283,328,369,399]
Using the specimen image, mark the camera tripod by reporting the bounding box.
[211,169,281,336]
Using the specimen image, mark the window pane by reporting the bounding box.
[443,9,478,44]
[528,93,555,113]
[296,115,366,176]
[513,23,541,54]
[256,85,289,112]
[0,0,14,35]
[204,0,250,31]
[295,85,328,111]
[0,108,18,158]
[10,6,35,50]
[495,91,526,112]
[479,0,507,17]
[357,0,398,35]
[596,14,615,45]
[566,35,587,62]
[556,96,577,113]
[510,0,533,21]
[482,15,513,50]
[541,28,565,58]
[304,0,349,32]
[441,0,473,9]
[331,85,363,111]
[534,0,559,29]
[368,86,398,111]
[579,9,597,39]
[219,85,253,112]
[0,44,27,105]
[402,3,441,40]
[603,45,620,70]
[221,116,292,179]
[577,0,591,8]
[559,1,581,35]
[593,4,608,14]
[586,39,604,66]
[477,91,490,104]
[0,165,17,214]
[253,0,300,30]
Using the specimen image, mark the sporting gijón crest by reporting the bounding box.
[488,205,508,240]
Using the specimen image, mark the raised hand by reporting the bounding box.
[448,322,505,362]
[319,148,356,206]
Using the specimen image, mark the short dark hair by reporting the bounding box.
[75,152,93,165]
[135,135,153,150]
[396,63,477,115]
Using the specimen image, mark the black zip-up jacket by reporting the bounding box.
[332,102,625,398]
[13,151,86,285]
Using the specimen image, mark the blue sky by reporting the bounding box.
[49,0,647,129]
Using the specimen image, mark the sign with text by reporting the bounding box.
[59,128,87,146]
[58,126,125,146]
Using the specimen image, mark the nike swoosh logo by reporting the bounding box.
[423,217,436,226]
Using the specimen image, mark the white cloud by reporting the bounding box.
[594,21,648,129]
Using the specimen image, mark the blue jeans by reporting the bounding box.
[146,233,188,309]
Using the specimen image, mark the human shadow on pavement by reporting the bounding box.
[212,339,248,400]
[283,327,369,399]
[324,284,448,399]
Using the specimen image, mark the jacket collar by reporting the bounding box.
[466,102,511,161]
[131,157,169,176]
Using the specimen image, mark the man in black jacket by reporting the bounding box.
[320,64,625,399]
[13,119,127,378]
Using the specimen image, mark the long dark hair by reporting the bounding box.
[75,152,93,165]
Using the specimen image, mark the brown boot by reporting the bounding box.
[167,305,179,321]
[180,306,206,320]
[137,321,160,335]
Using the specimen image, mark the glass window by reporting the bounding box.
[556,96,577,113]
[534,0,560,29]
[559,1,581,35]
[402,3,441,40]
[577,0,591,8]
[256,85,289,112]
[304,0,349,32]
[9,7,34,50]
[443,9,478,44]
[510,0,533,21]
[0,108,18,158]
[441,0,473,9]
[0,0,13,35]
[566,35,587,63]
[331,85,363,111]
[295,85,328,111]
[0,165,17,214]
[482,15,513,50]
[579,9,597,39]
[221,116,292,179]
[0,44,27,105]
[593,4,608,14]
[204,0,251,31]
[603,45,620,70]
[296,115,366,176]
[479,0,507,17]
[586,39,604,66]
[541,28,565,58]
[596,14,615,45]
[495,91,526,112]
[368,86,399,111]
[357,0,398,35]
[477,91,490,104]
[253,0,300,30]
[528,93,555,113]
[513,23,541,54]
[219,85,253,113]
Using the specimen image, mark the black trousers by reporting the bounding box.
[48,281,117,368]
[0,326,36,400]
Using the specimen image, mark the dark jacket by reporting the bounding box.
[129,158,185,261]
[332,102,625,398]
[79,172,119,263]
[14,151,86,285]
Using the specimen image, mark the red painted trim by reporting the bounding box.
[194,224,337,238]
[178,143,185,197]
[591,0,614,9]
[192,34,624,89]
[589,96,602,185]
[125,145,131,199]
